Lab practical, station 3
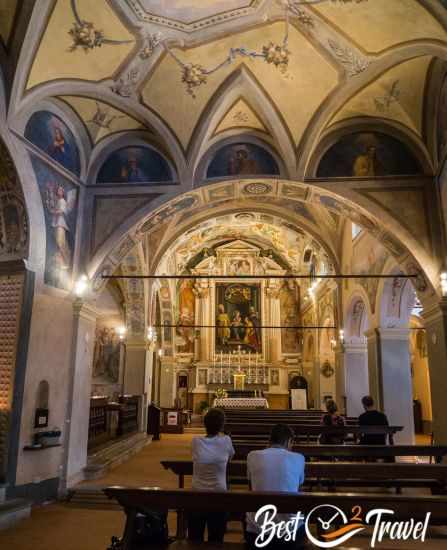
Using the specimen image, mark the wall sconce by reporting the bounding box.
[339,329,345,345]
[158,348,164,358]
[441,272,447,297]
[74,275,88,298]
[330,338,337,351]
[147,325,157,346]
[117,326,127,341]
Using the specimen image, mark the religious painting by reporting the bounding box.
[438,73,447,161]
[280,281,301,353]
[215,283,262,353]
[25,111,80,176]
[176,279,196,354]
[316,132,421,178]
[206,143,280,178]
[0,138,28,261]
[92,322,121,385]
[97,146,172,184]
[31,156,78,290]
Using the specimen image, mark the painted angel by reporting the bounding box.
[45,183,77,282]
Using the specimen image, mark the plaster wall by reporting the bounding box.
[15,292,73,486]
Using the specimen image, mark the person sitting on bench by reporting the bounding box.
[245,424,306,548]
[188,407,235,543]
[319,399,345,445]
[358,395,389,445]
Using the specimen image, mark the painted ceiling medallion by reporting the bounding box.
[243,182,273,195]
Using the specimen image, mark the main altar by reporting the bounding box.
[153,238,336,413]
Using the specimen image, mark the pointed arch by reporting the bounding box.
[188,65,296,180]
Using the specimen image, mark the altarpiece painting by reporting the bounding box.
[215,283,262,353]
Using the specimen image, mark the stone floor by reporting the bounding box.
[0,433,445,549]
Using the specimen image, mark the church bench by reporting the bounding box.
[160,459,447,494]
[225,423,402,444]
[103,486,447,549]
[231,444,447,462]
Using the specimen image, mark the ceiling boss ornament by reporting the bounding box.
[163,0,367,97]
[68,0,134,52]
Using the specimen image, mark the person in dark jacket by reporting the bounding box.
[358,395,389,445]
[320,400,345,445]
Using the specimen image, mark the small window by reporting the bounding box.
[352,223,362,240]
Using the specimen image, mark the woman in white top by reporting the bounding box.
[188,408,235,542]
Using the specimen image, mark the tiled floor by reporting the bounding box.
[0,433,445,549]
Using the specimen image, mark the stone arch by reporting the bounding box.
[298,46,447,176]
[11,81,188,182]
[188,65,296,181]
[87,179,439,316]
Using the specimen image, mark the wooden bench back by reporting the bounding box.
[104,486,447,524]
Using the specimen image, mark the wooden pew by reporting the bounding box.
[232,443,447,462]
[225,423,402,444]
[161,459,447,494]
[104,486,447,549]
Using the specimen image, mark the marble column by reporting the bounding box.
[124,339,148,431]
[195,281,210,362]
[336,342,369,417]
[365,328,414,444]
[159,358,176,408]
[423,300,447,444]
[60,299,96,491]
[265,282,281,363]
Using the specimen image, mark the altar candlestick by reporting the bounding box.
[248,352,251,382]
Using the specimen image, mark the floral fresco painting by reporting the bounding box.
[31,155,79,290]
[207,143,280,178]
[317,132,421,178]
[97,146,173,184]
[25,111,81,176]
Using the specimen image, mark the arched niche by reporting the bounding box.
[316,130,423,178]
[24,110,81,176]
[96,144,174,185]
[196,136,285,183]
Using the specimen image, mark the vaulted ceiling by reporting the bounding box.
[1,0,446,176]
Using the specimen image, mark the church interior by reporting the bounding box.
[1,0,447,548]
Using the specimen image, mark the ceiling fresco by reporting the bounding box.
[59,96,146,144]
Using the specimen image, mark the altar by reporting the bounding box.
[213,397,269,409]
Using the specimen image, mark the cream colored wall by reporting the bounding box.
[410,324,432,424]
[16,292,74,486]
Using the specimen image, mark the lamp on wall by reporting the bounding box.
[147,325,157,346]
[441,272,447,297]
[339,329,345,345]
[117,326,127,341]
[74,275,88,298]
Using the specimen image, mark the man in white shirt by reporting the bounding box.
[188,408,235,542]
[245,424,306,548]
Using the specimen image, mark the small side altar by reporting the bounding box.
[213,397,269,409]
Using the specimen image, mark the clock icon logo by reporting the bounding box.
[305,504,365,548]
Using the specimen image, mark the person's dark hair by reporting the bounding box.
[362,395,374,409]
[204,408,225,436]
[326,399,338,415]
[270,424,294,447]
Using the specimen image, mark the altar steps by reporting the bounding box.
[84,432,152,480]
[184,426,205,434]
